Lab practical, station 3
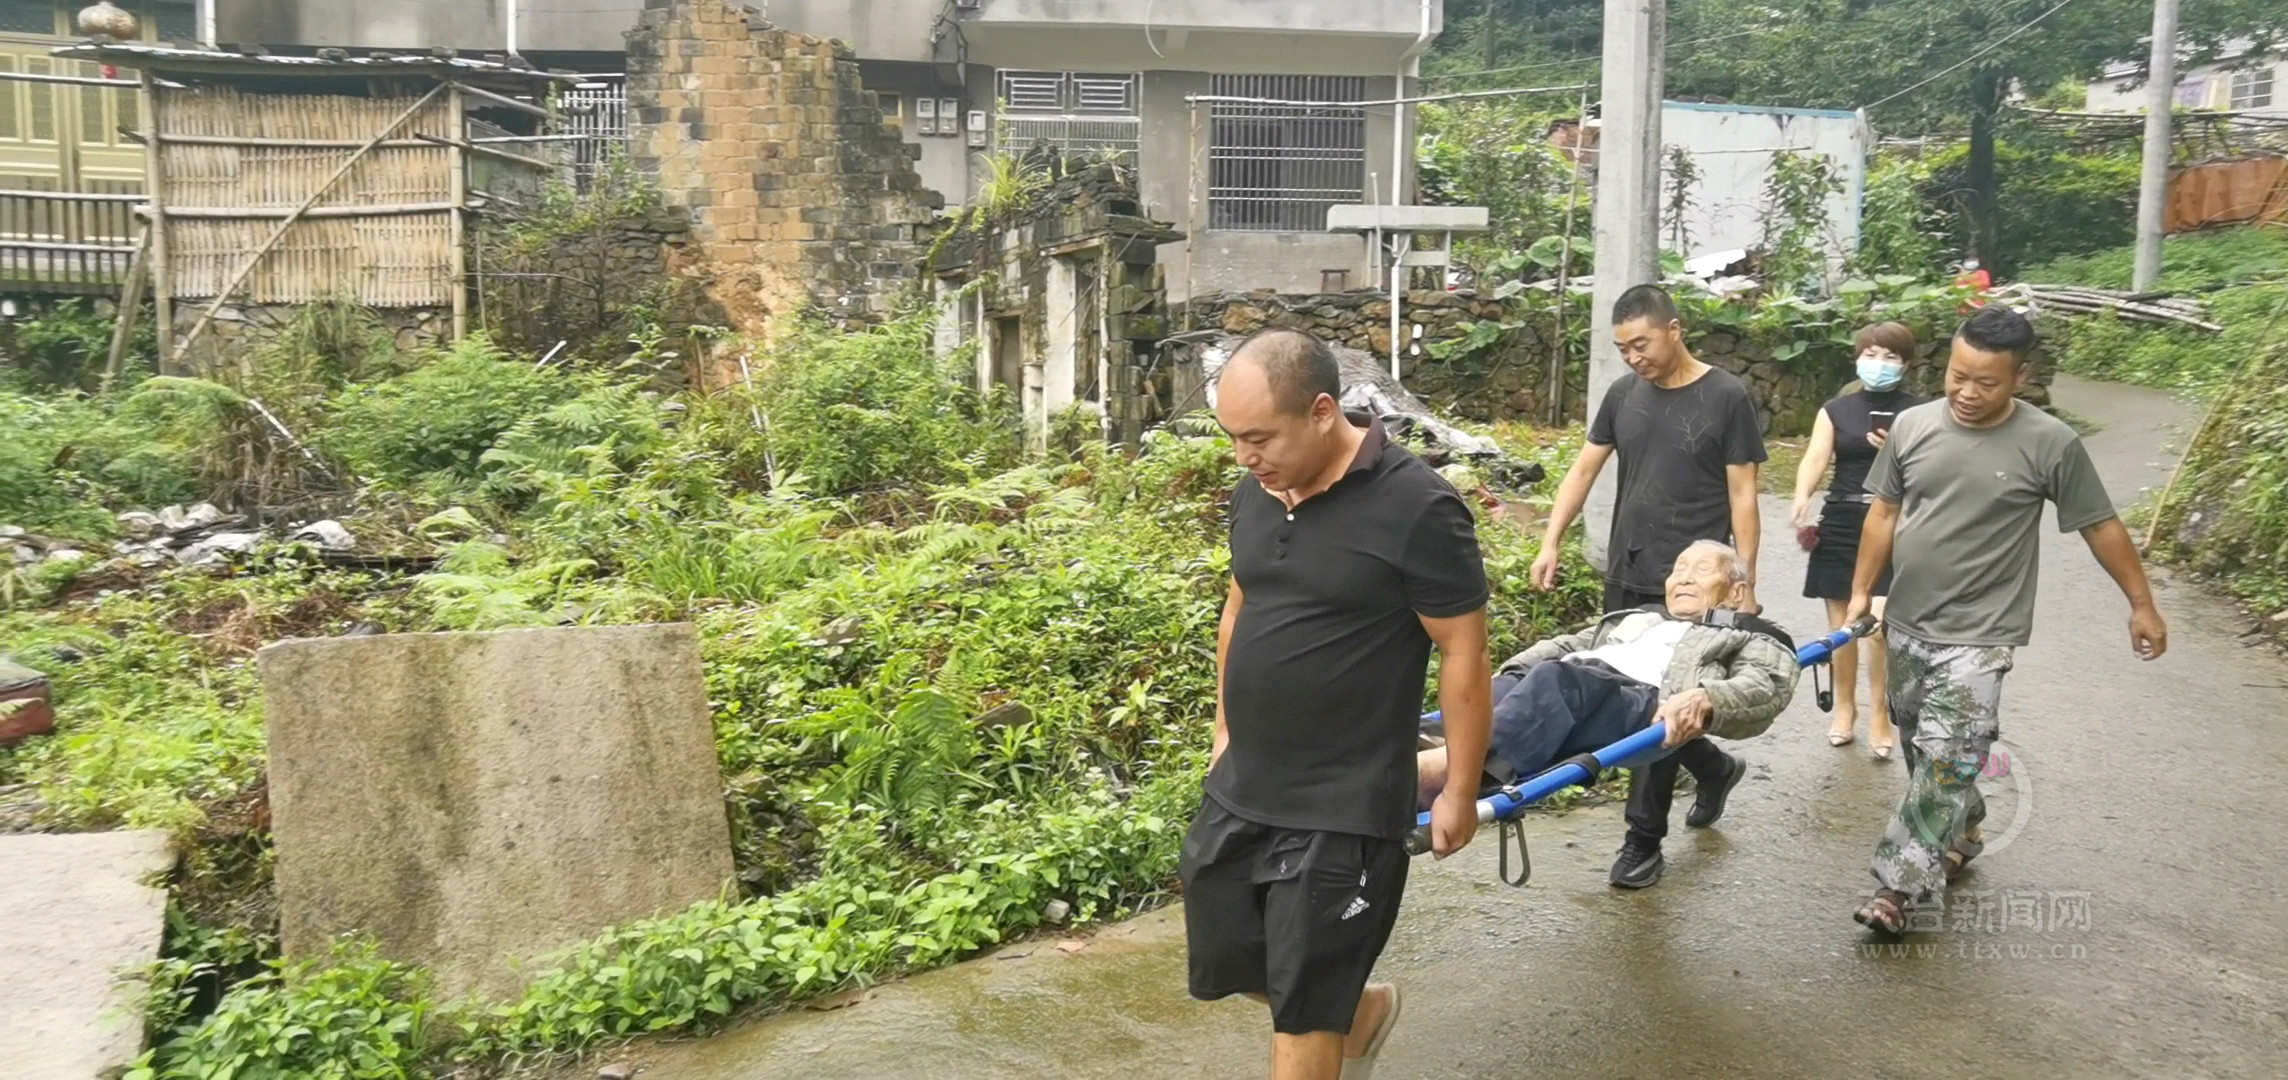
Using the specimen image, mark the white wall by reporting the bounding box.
[1658,102,1870,275]
[2086,57,2287,117]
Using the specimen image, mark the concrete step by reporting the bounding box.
[0,830,176,1080]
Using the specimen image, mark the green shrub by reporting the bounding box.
[0,577,314,831]
[1,298,153,393]
[1854,155,1950,280]
[83,377,266,511]
[323,336,576,493]
[131,942,438,1080]
[0,390,113,536]
[755,312,1019,495]
[1416,98,1582,276]
[474,383,672,506]
[2152,295,2288,612]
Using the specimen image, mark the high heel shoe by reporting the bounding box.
[1870,718,1897,760]
[1827,717,1856,747]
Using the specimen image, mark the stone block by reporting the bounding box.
[259,624,735,1003]
[0,830,175,1078]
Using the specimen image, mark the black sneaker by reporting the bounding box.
[1609,838,1665,889]
[1684,752,1749,828]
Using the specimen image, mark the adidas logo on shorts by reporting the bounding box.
[1342,896,1371,920]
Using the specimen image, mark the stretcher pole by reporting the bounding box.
[1406,617,1876,860]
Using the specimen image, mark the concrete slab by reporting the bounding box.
[0,830,176,1079]
[258,623,735,1003]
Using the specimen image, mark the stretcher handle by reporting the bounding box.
[1405,722,1671,856]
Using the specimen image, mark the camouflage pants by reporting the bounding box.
[1870,630,2014,906]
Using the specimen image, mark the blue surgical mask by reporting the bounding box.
[1856,350,1905,391]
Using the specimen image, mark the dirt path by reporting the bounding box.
[596,376,2288,1080]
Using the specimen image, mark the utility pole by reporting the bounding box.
[2132,0,2178,292]
[1583,0,1665,572]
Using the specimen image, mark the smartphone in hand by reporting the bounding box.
[1868,410,1895,436]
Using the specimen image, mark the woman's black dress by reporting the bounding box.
[1803,388,1926,600]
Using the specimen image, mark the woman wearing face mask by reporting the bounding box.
[1790,322,1928,758]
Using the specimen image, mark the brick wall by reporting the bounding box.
[625,0,945,342]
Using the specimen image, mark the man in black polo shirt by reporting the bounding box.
[1184,328,1493,1080]
[1529,284,1768,889]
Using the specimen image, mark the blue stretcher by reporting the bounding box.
[1404,617,1878,884]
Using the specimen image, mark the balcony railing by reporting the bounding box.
[0,188,140,295]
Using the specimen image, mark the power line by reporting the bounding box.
[1862,0,2086,110]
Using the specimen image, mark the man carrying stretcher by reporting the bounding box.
[1415,540,1799,887]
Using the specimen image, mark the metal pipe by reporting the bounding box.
[1388,232,1407,380]
[0,70,140,88]
[1182,82,1588,110]
[506,0,519,57]
[1385,0,1434,385]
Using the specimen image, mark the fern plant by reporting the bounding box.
[799,689,986,819]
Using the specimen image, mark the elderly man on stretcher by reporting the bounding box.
[1414,540,1800,879]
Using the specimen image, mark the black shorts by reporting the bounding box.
[1178,795,1409,1035]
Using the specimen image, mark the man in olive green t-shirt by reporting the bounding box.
[1843,306,2168,934]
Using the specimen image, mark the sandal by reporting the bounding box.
[1340,983,1402,1080]
[1944,831,1985,882]
[1853,890,1910,935]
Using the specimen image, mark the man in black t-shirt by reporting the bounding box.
[1529,284,1768,889]
[1185,328,1493,1080]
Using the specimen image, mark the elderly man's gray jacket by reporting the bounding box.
[1497,609,1800,740]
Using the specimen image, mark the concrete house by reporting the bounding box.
[2085,41,2282,118]
[215,1,1444,300]
[0,2,196,192]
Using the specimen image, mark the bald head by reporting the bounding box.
[1222,328,1342,417]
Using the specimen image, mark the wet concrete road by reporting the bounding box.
[609,377,2288,1080]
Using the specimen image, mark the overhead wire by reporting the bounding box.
[1860,0,2086,111]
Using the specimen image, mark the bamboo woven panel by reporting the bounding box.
[154,87,459,306]
[167,213,452,306]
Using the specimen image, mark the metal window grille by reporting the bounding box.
[559,78,628,190]
[2231,68,2274,111]
[1208,75,1367,233]
[998,70,1140,159]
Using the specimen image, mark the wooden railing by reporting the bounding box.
[0,189,142,295]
